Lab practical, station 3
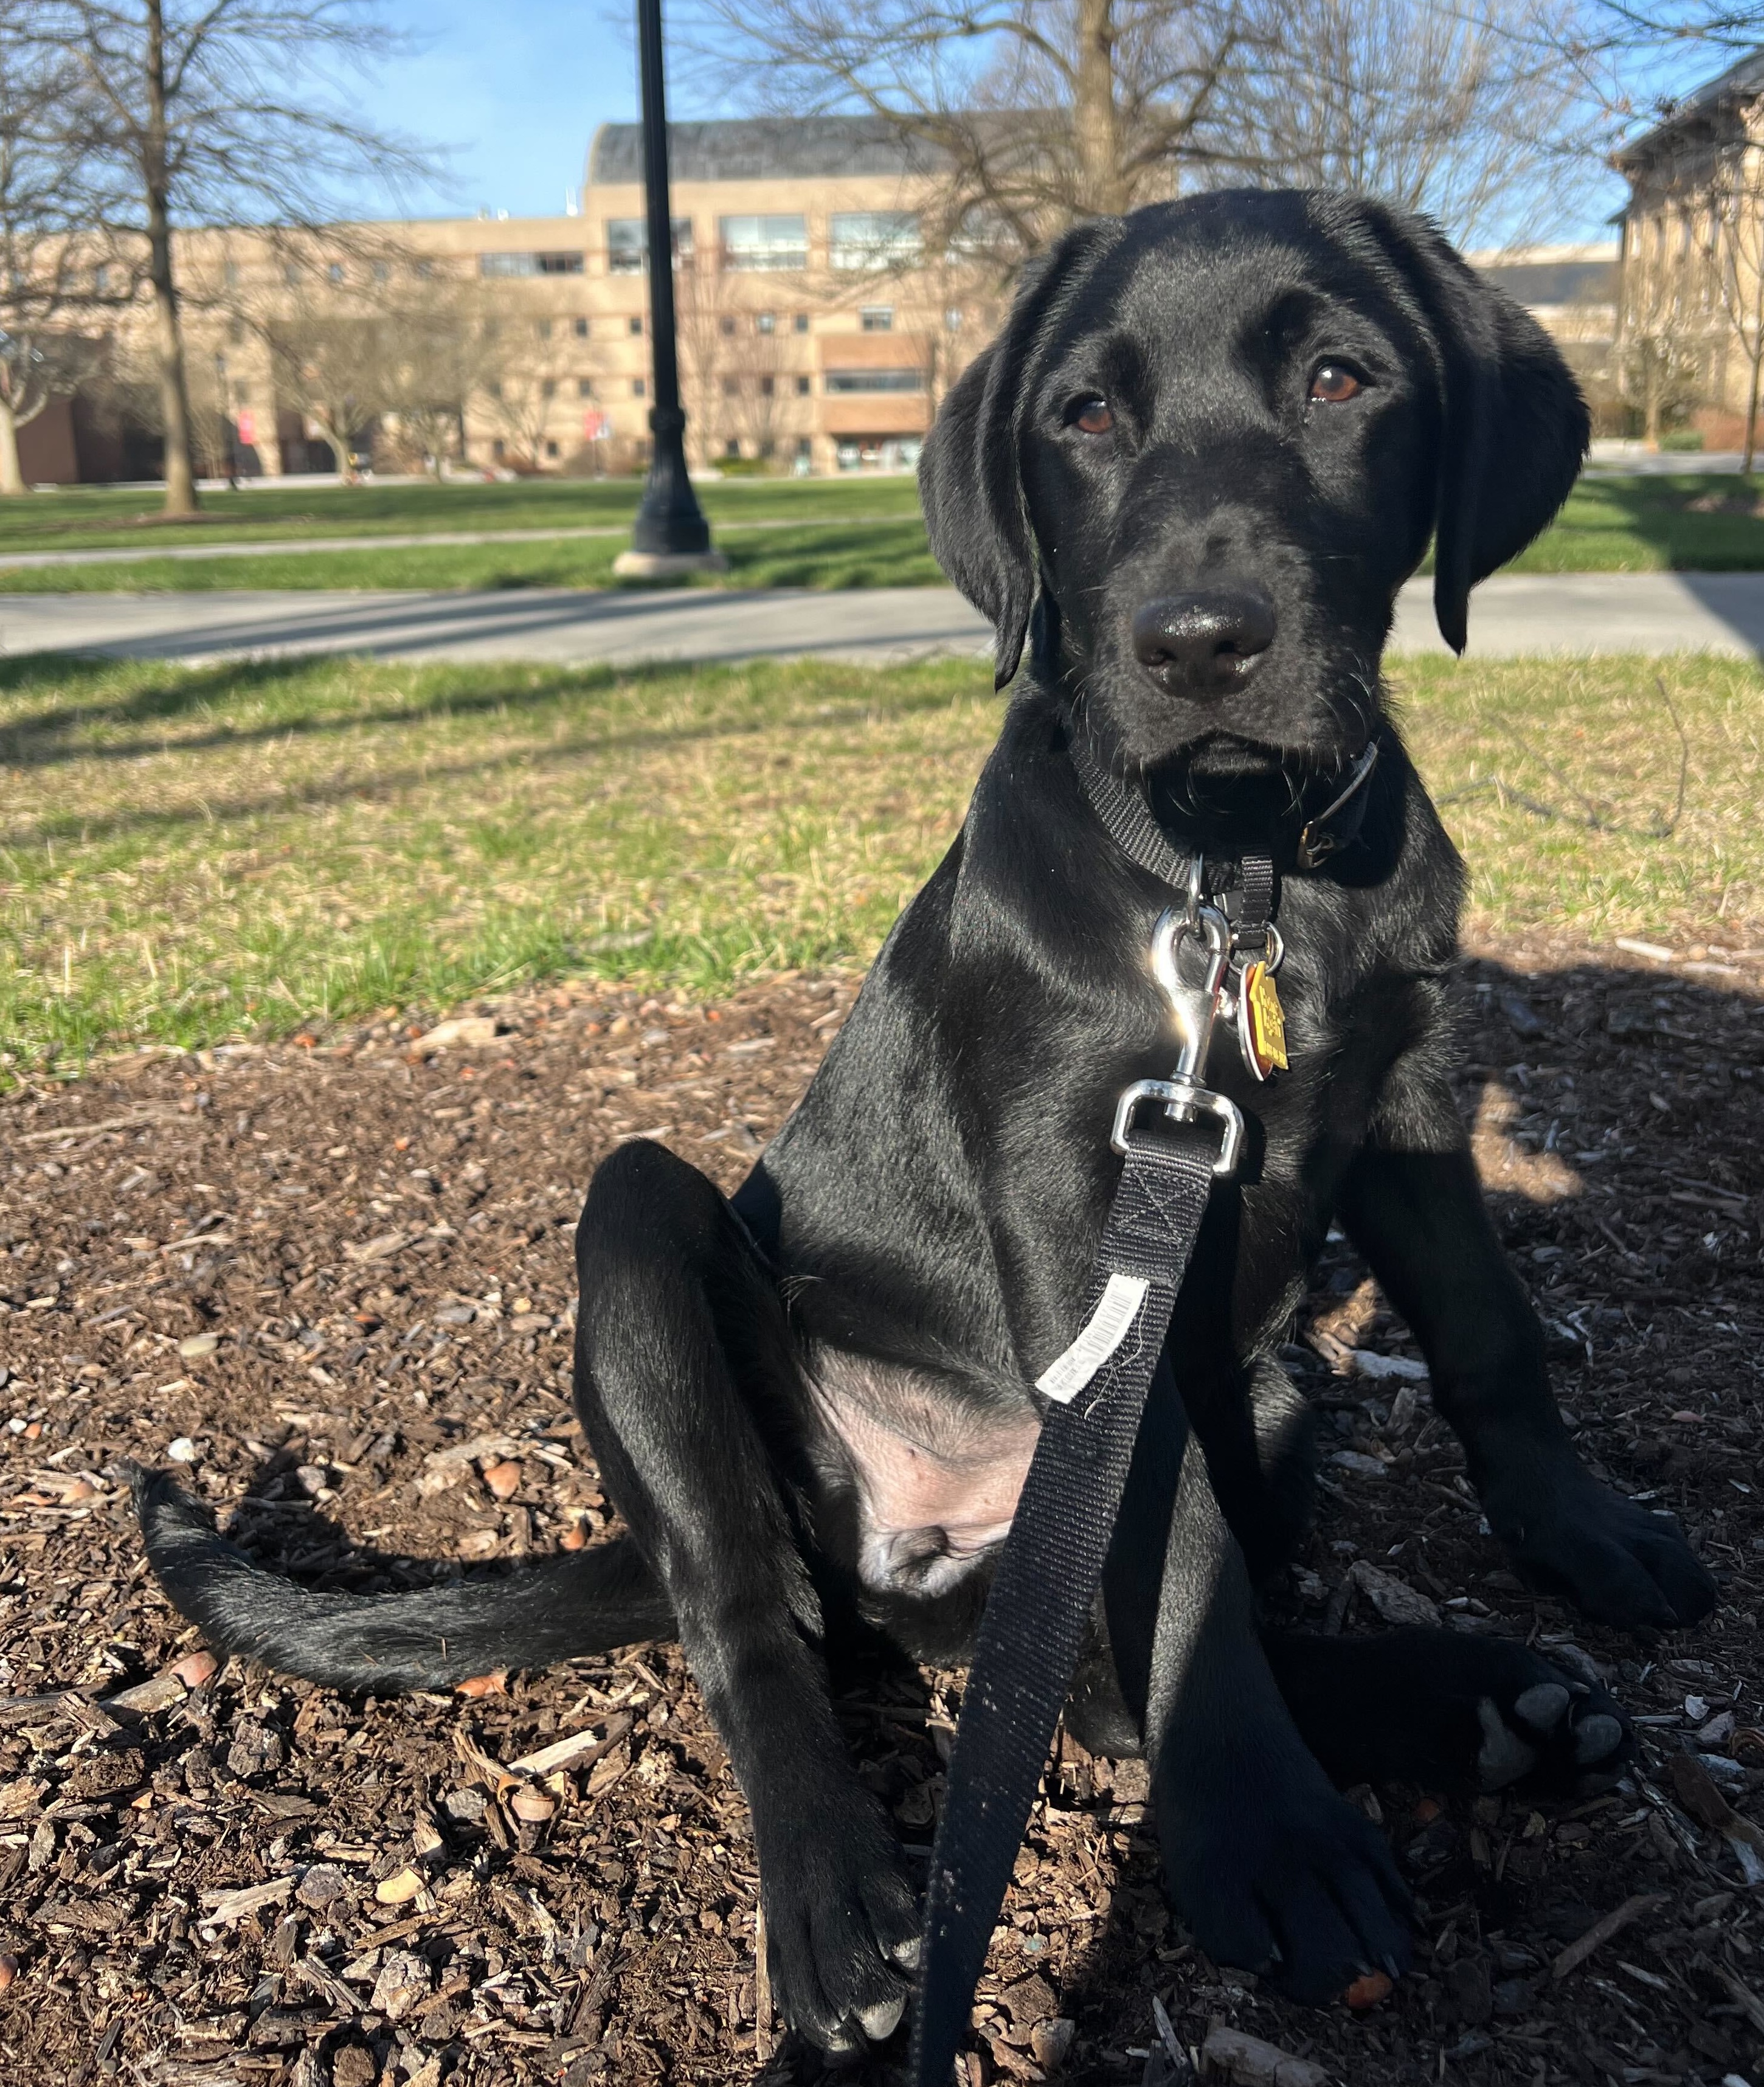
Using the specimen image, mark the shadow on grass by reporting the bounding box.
[9,689,984,850]
[1557,473,1764,572]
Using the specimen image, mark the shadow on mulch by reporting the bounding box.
[0,944,1759,2087]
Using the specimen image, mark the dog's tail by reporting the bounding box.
[131,1465,676,1694]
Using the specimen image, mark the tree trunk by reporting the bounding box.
[1072,0,1124,216]
[143,0,198,516]
[1644,351,1662,447]
[0,398,24,496]
[1746,341,1763,474]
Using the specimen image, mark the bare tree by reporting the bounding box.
[685,0,1594,265]
[28,0,436,516]
[1617,201,1714,442]
[1237,0,1593,247]
[0,16,100,493]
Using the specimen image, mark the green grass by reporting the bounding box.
[12,469,1764,592]
[0,518,943,594]
[0,474,926,553]
[1506,473,1764,573]
[2,649,1759,1080]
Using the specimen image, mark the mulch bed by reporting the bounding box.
[1,941,1760,2087]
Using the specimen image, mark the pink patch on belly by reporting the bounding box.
[810,1355,1042,1592]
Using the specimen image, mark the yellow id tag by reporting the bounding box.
[1240,961,1288,1079]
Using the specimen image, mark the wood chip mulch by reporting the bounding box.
[1,942,1760,2087]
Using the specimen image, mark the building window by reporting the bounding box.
[328,261,345,284]
[94,262,110,296]
[542,379,556,398]
[629,315,643,336]
[757,311,776,334]
[829,211,921,271]
[759,375,775,398]
[722,376,740,397]
[797,437,812,457]
[284,263,301,286]
[796,374,811,396]
[372,261,390,283]
[479,252,582,277]
[719,214,807,271]
[633,377,646,398]
[573,316,589,338]
[724,438,741,459]
[606,218,692,273]
[794,311,809,333]
[578,378,593,398]
[535,318,552,340]
[720,315,736,337]
[414,260,433,280]
[545,439,559,458]
[824,369,924,393]
[221,261,237,289]
[945,306,963,332]
[488,380,503,399]
[492,438,505,459]
[860,306,893,332]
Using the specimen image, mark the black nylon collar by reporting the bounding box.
[1070,731,1380,900]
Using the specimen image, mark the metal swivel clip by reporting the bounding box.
[1109,895,1246,1174]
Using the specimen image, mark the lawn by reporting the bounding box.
[1,649,1759,1079]
[10,471,1764,591]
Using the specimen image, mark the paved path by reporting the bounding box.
[8,571,1764,667]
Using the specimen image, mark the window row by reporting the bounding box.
[600,210,921,275]
[485,369,929,403]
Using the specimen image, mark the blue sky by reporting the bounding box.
[362,0,649,221]
[348,0,1709,243]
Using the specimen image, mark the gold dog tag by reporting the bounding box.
[1239,961,1288,1080]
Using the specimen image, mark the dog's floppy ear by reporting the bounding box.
[919,232,1110,687]
[1360,204,1589,652]
[919,339,1034,687]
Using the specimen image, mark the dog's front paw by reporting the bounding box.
[1486,1463,1716,1632]
[755,1792,919,2054]
[1162,1748,1413,2006]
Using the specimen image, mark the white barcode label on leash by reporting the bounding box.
[1035,1273,1150,1405]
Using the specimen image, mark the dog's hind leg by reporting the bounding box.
[573,1139,917,2055]
[1264,1627,1630,1795]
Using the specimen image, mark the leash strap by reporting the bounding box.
[911,1113,1224,2085]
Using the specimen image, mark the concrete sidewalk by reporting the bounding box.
[8,570,1764,668]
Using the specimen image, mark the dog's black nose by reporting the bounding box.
[1131,590,1276,697]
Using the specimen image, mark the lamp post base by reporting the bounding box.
[612,548,731,580]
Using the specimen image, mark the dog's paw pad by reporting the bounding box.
[1476,1697,1539,1790]
[1512,1681,1572,1731]
[859,1996,905,2042]
[1573,1712,1625,1767]
[888,1935,921,1970]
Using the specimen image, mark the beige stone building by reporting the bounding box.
[1614,52,1764,442]
[34,115,1000,482]
[26,116,1635,482]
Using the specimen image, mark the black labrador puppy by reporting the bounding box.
[136,189,1717,2057]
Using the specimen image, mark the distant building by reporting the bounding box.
[31,114,995,483]
[22,119,1634,482]
[1614,52,1764,440]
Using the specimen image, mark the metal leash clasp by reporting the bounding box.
[1110,897,1245,1174]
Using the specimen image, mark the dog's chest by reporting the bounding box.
[807,1349,1042,1599]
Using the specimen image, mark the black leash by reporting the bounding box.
[911,733,1380,2085]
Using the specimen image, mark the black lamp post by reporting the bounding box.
[614,0,724,576]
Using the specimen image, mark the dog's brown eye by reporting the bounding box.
[1309,363,1362,404]
[1073,396,1114,435]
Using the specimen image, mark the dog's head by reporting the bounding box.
[919,190,1587,778]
